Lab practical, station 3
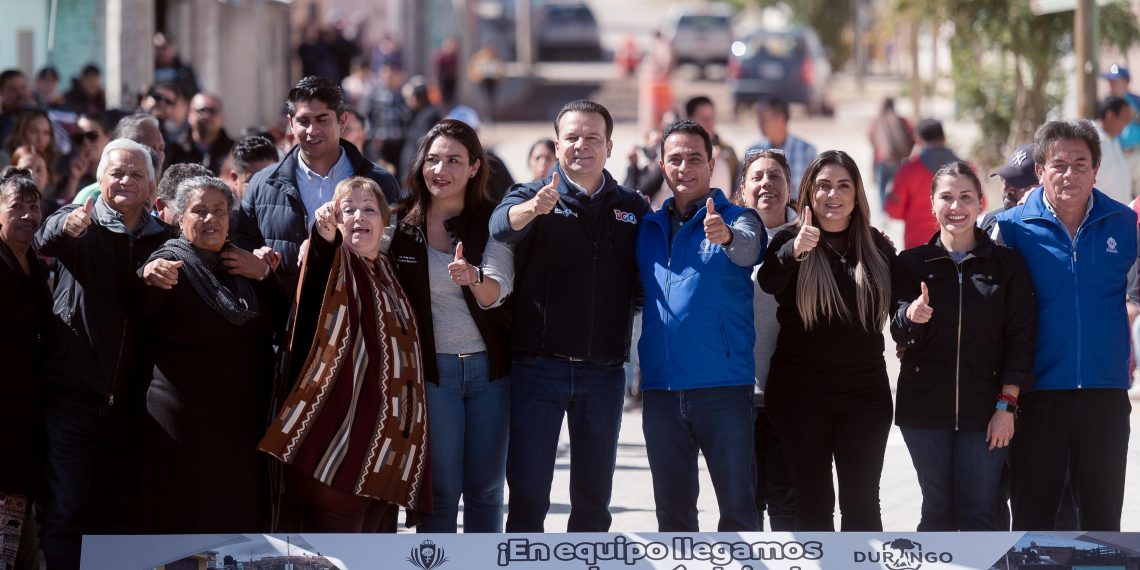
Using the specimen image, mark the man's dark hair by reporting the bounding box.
[0,69,24,90]
[36,66,59,82]
[1034,119,1102,169]
[915,118,945,143]
[230,135,278,175]
[760,98,790,121]
[659,119,713,160]
[684,96,714,118]
[1097,96,1130,121]
[157,162,211,204]
[286,75,346,117]
[80,64,101,78]
[554,100,614,140]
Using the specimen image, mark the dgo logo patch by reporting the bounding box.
[614,209,638,224]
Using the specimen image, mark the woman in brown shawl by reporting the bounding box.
[260,175,429,532]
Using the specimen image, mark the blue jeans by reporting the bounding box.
[901,427,1008,531]
[875,162,899,207]
[40,386,134,570]
[418,352,510,533]
[505,355,625,532]
[643,385,759,531]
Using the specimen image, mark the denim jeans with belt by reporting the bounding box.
[900,426,1008,531]
[643,385,759,531]
[505,354,625,532]
[418,352,510,533]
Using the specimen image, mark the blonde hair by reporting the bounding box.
[333,176,391,225]
[793,150,891,332]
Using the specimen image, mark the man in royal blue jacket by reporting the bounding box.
[490,100,648,532]
[993,119,1138,531]
[635,120,766,531]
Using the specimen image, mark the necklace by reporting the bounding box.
[822,240,851,265]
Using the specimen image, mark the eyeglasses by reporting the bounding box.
[193,106,219,116]
[744,148,785,158]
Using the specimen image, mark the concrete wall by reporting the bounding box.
[165,0,293,134]
[0,0,49,76]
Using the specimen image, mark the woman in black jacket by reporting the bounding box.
[391,119,513,533]
[890,161,1036,531]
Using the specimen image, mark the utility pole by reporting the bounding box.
[517,0,534,72]
[1075,0,1098,118]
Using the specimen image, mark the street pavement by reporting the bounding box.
[462,71,1140,533]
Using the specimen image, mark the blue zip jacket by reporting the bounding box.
[995,187,1137,391]
[636,190,765,390]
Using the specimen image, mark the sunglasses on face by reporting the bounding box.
[148,92,176,106]
[193,107,219,116]
[71,131,101,144]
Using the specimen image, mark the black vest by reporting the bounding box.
[390,205,513,383]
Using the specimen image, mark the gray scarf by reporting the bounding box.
[146,238,260,327]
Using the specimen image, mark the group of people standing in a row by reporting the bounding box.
[0,74,1136,570]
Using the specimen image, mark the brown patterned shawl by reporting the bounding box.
[259,242,429,517]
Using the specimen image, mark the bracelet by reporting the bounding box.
[998,393,1018,406]
[795,250,809,261]
[470,266,484,287]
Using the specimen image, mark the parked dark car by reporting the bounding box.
[536,2,603,61]
[727,25,832,115]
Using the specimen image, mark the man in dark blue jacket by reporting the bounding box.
[490,100,647,532]
[232,76,402,293]
[636,120,765,531]
[993,119,1138,531]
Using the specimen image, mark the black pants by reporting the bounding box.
[754,406,796,531]
[1010,389,1131,531]
[767,361,893,531]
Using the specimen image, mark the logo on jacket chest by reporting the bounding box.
[553,206,578,218]
[613,209,638,224]
[396,255,418,265]
[1107,236,1118,254]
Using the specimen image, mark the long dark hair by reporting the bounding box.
[402,119,491,226]
[793,150,891,331]
[5,109,58,172]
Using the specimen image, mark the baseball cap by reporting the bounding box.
[991,143,1038,188]
[1103,64,1131,81]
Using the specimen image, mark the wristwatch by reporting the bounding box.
[995,400,1020,418]
[472,266,484,287]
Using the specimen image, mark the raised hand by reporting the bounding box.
[314,201,341,243]
[142,258,183,290]
[906,282,934,324]
[64,197,96,238]
[529,171,560,217]
[448,241,480,287]
[703,197,731,245]
[793,208,820,259]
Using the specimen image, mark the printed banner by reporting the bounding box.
[81,531,1140,569]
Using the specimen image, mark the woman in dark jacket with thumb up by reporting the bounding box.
[890,161,1037,531]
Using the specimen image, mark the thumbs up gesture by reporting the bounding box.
[64,197,96,238]
[529,171,561,217]
[906,282,934,324]
[703,197,732,245]
[793,208,820,259]
[142,258,184,290]
[448,241,481,287]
